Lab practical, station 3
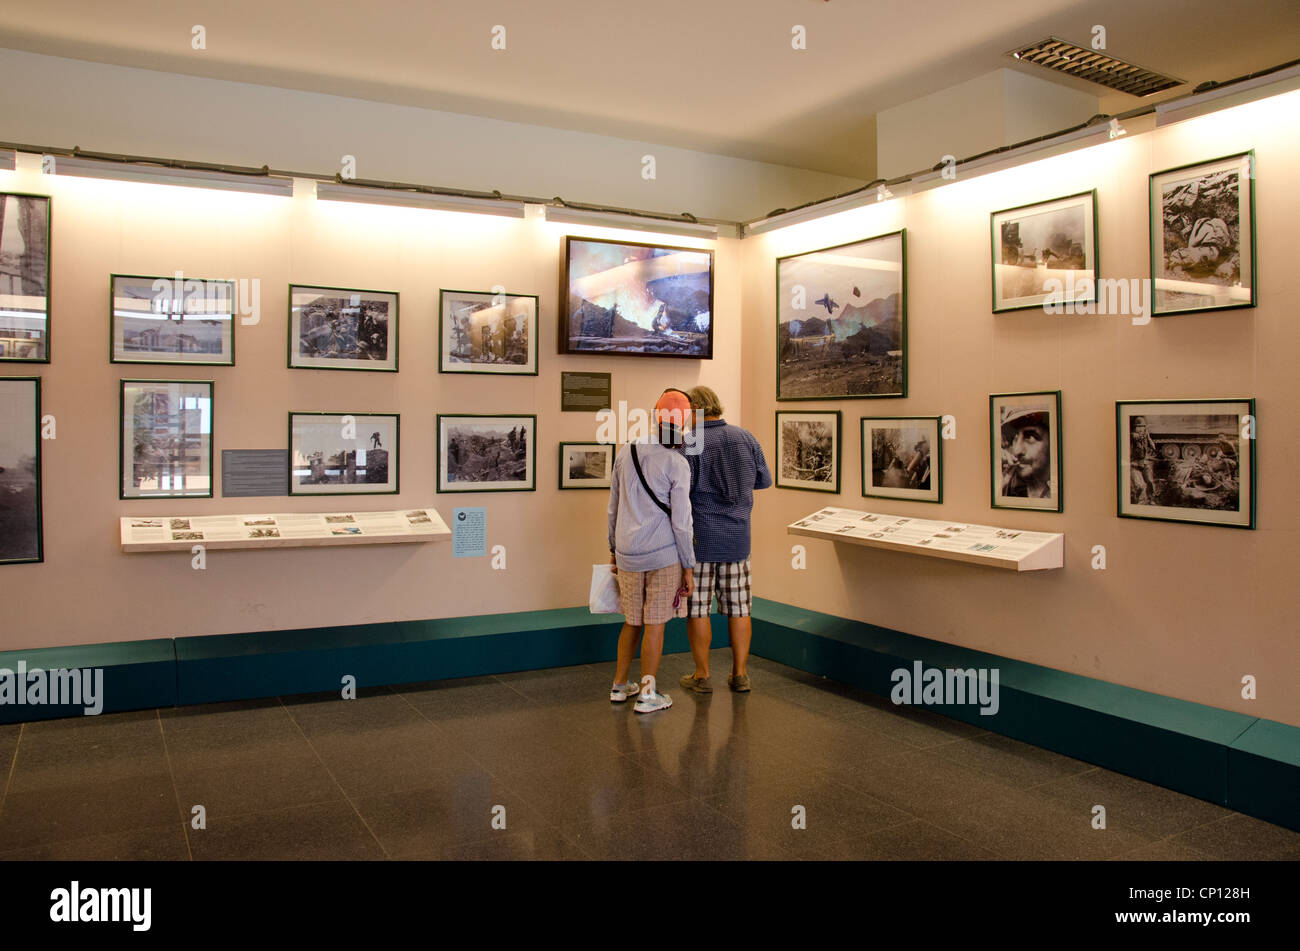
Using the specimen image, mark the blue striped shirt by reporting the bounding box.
[687,419,772,563]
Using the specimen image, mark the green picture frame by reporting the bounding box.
[990,391,1062,513]
[861,415,942,504]
[1149,151,1256,317]
[1116,398,1255,529]
[287,284,398,372]
[120,379,214,501]
[438,414,537,493]
[775,410,841,493]
[990,190,1098,314]
[558,441,614,490]
[0,375,43,564]
[110,273,236,366]
[288,411,400,496]
[438,289,539,375]
[0,192,52,364]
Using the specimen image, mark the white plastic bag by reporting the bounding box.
[589,564,621,614]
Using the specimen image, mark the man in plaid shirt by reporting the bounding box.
[680,386,772,693]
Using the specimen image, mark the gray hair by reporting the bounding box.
[688,385,724,418]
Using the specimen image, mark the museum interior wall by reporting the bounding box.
[0,48,864,223]
[742,88,1300,727]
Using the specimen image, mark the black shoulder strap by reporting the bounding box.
[630,444,672,518]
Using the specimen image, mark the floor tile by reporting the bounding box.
[820,819,1000,860]
[169,747,344,820]
[187,801,386,860]
[0,823,191,861]
[926,733,1097,789]
[1169,814,1300,860]
[1032,767,1233,839]
[0,771,182,850]
[570,799,793,861]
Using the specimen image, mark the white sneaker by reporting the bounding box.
[609,681,641,702]
[633,675,673,714]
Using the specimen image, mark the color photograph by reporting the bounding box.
[777,231,905,399]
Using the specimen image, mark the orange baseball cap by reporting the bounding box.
[654,389,692,428]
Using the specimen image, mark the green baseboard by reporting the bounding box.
[0,639,176,723]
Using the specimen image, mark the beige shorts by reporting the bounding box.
[617,563,685,626]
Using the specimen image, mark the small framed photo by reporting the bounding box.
[561,236,713,358]
[990,391,1062,512]
[0,376,42,564]
[990,191,1097,313]
[439,289,538,374]
[438,414,536,493]
[1117,399,1254,529]
[1150,152,1255,316]
[289,412,399,495]
[121,379,214,500]
[111,274,235,365]
[776,230,906,400]
[861,416,942,503]
[775,411,841,493]
[559,442,613,490]
[0,193,51,364]
[288,285,397,371]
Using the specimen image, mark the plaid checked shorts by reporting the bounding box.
[687,559,752,618]
[617,563,686,626]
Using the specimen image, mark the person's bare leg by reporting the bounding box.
[728,616,752,678]
[640,623,666,685]
[686,617,712,678]
[614,623,643,686]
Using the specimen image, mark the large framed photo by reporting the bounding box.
[561,236,713,358]
[439,289,538,375]
[289,412,399,495]
[776,230,906,400]
[0,377,42,564]
[861,415,941,503]
[438,414,536,493]
[288,285,397,371]
[1117,399,1254,529]
[990,391,1062,512]
[0,193,51,363]
[110,274,235,366]
[559,441,613,490]
[1149,152,1255,317]
[120,379,214,500]
[991,191,1097,313]
[775,411,841,493]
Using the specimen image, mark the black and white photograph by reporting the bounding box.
[777,231,906,400]
[111,274,235,365]
[120,379,213,500]
[775,411,841,493]
[991,191,1097,313]
[990,391,1062,512]
[561,236,713,358]
[0,377,41,564]
[289,412,399,496]
[1117,399,1254,528]
[559,441,613,490]
[438,414,536,493]
[0,193,51,363]
[289,285,397,371]
[439,289,538,374]
[1150,152,1255,316]
[861,415,941,503]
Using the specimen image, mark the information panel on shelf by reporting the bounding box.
[787,506,1063,571]
[120,508,451,553]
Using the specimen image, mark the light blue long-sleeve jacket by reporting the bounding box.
[606,440,695,573]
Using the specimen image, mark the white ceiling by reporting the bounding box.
[1,0,1297,178]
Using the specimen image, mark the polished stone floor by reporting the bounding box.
[0,649,1296,861]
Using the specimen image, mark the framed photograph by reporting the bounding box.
[1117,399,1254,529]
[120,379,214,500]
[861,416,942,503]
[0,377,42,564]
[990,391,1062,512]
[1149,152,1255,316]
[438,414,536,492]
[288,285,397,371]
[991,191,1097,313]
[559,442,614,490]
[776,230,906,400]
[439,289,538,374]
[110,274,235,365]
[775,411,841,493]
[0,193,51,363]
[561,236,713,358]
[289,412,399,495]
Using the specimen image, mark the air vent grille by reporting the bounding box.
[1008,37,1183,97]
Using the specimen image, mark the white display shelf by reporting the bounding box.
[120,507,450,553]
[787,506,1063,571]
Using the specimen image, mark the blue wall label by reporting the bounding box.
[452,507,488,558]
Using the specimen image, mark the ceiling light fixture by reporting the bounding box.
[1006,36,1183,96]
[315,180,526,217]
[47,152,295,195]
